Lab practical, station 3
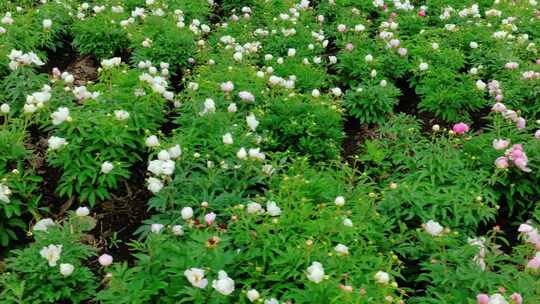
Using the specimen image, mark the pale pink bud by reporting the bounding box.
[98,254,113,266]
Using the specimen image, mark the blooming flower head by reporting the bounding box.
[33,218,55,232]
[247,289,260,302]
[266,201,281,216]
[495,156,509,169]
[184,268,208,288]
[477,294,490,304]
[147,177,164,193]
[221,81,234,93]
[492,139,510,151]
[306,261,325,283]
[48,136,68,150]
[40,244,62,267]
[60,263,74,277]
[51,107,71,125]
[526,252,540,270]
[510,293,523,304]
[145,135,160,147]
[76,206,90,217]
[238,91,255,102]
[334,196,345,206]
[212,270,235,295]
[452,122,470,134]
[334,244,349,256]
[246,114,259,131]
[0,183,11,203]
[424,220,444,236]
[204,212,216,225]
[172,225,184,236]
[151,223,164,233]
[101,161,114,174]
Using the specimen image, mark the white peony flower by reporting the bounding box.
[247,289,260,302]
[374,271,390,284]
[419,62,429,71]
[40,244,62,267]
[212,270,235,295]
[227,103,237,113]
[0,183,11,203]
[157,150,171,161]
[151,223,164,233]
[306,261,325,283]
[145,135,160,147]
[184,268,208,288]
[33,218,55,231]
[488,294,509,304]
[334,196,345,206]
[172,225,184,236]
[0,103,10,113]
[223,133,234,145]
[238,91,255,102]
[237,147,248,160]
[246,114,259,131]
[48,136,68,150]
[147,177,164,193]
[60,263,74,276]
[168,145,182,159]
[334,244,349,256]
[342,218,353,227]
[181,207,194,220]
[76,206,90,217]
[101,161,114,174]
[424,220,444,236]
[247,202,264,214]
[221,81,234,93]
[266,201,281,216]
[114,110,130,120]
[98,254,113,266]
[42,19,52,29]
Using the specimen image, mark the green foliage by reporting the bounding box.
[0,214,98,303]
[344,80,401,124]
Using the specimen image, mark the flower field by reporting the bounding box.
[0,0,539,303]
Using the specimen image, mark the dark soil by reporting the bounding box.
[65,55,98,85]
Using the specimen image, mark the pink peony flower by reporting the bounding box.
[238,91,255,102]
[516,117,526,129]
[345,43,354,51]
[204,212,216,225]
[513,157,531,172]
[495,157,509,169]
[510,293,523,304]
[534,130,540,139]
[418,10,426,17]
[452,122,470,134]
[476,294,490,304]
[526,255,540,270]
[492,139,510,150]
[491,102,506,112]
